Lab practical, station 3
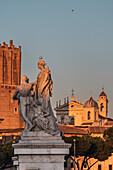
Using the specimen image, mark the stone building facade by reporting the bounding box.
[55,90,113,170]
[55,89,109,126]
[0,40,24,130]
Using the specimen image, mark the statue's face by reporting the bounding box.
[38,63,41,69]
[38,63,44,70]
[22,76,28,83]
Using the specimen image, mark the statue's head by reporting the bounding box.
[38,56,46,69]
[22,75,28,83]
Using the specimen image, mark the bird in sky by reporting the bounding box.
[72,9,74,12]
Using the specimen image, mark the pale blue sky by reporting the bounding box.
[0,0,113,117]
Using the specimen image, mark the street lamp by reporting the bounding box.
[73,139,76,170]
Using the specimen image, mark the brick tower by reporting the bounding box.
[0,40,24,130]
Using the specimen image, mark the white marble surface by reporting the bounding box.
[13,132,71,170]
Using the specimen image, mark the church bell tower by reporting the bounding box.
[98,88,108,117]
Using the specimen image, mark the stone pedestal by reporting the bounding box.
[12,131,71,170]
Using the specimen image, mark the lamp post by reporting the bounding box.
[73,139,76,170]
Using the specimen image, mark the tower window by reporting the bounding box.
[98,165,101,170]
[14,107,18,114]
[88,111,90,120]
[100,103,104,111]
[109,165,112,170]
[70,117,74,125]
[61,116,64,124]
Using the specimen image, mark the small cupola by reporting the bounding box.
[85,93,98,109]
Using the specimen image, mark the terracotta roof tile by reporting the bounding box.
[58,125,89,135]
[0,128,24,133]
[104,121,113,126]
[88,126,109,133]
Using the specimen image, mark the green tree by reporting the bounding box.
[103,126,113,152]
[63,135,111,170]
[0,142,14,170]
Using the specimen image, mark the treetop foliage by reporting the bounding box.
[0,142,14,170]
[63,135,111,162]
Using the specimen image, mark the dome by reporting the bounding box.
[85,96,98,108]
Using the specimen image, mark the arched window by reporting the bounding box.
[98,165,101,170]
[88,111,90,120]
[13,55,18,85]
[61,116,64,124]
[100,103,104,111]
[70,117,74,125]
[3,53,8,83]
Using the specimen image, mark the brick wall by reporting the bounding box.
[0,40,24,130]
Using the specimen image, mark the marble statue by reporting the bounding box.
[13,57,60,135]
[13,75,34,131]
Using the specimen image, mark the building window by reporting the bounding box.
[98,165,101,170]
[14,107,18,114]
[61,117,64,124]
[70,117,74,125]
[100,103,104,111]
[109,165,112,170]
[88,111,90,120]
[71,105,75,108]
